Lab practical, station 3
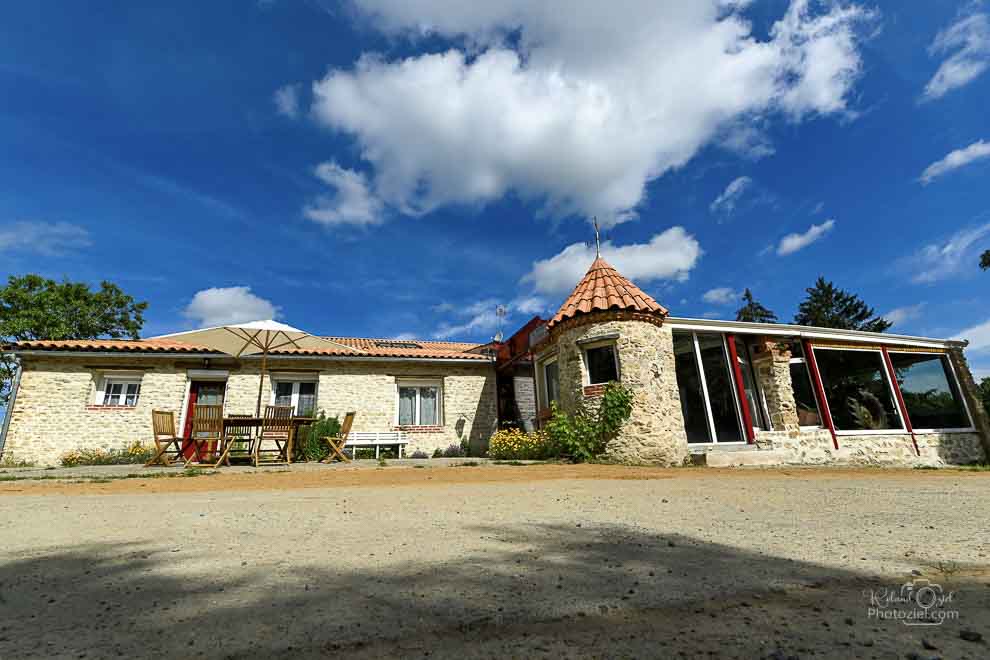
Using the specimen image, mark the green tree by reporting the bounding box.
[979,377,990,418]
[1,275,148,403]
[981,249,989,271]
[794,277,892,332]
[735,288,778,323]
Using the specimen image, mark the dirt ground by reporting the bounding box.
[1,464,988,659]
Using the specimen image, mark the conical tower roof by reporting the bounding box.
[547,257,668,328]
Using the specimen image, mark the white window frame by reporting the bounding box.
[93,374,143,407]
[788,354,824,431]
[811,345,907,436]
[270,376,319,416]
[394,379,443,427]
[582,341,620,386]
[542,356,560,408]
[886,350,975,434]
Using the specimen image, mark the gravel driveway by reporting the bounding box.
[0,464,987,659]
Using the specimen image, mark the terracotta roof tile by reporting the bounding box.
[548,257,668,328]
[12,337,492,361]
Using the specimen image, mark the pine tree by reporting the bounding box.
[793,277,891,332]
[735,288,777,323]
[981,249,989,270]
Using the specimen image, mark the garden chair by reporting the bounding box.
[145,410,184,467]
[185,404,223,467]
[213,414,256,467]
[321,411,355,463]
[255,405,293,466]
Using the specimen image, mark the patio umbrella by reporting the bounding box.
[154,320,354,415]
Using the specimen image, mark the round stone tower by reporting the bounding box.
[532,257,689,465]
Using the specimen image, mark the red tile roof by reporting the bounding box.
[548,257,668,328]
[12,337,492,361]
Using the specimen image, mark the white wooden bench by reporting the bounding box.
[344,431,408,458]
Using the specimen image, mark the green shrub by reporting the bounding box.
[409,450,429,459]
[442,443,466,458]
[544,382,634,462]
[296,411,341,462]
[60,441,156,467]
[486,428,552,460]
[432,448,444,458]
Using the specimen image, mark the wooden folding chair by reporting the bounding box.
[185,404,223,467]
[213,414,256,467]
[145,410,184,467]
[321,412,355,463]
[255,405,293,466]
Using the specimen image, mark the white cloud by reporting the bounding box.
[183,287,281,327]
[274,83,302,119]
[702,287,740,305]
[310,0,873,226]
[776,218,835,255]
[522,227,702,295]
[303,161,385,227]
[710,176,753,215]
[433,295,547,339]
[0,221,91,256]
[953,317,990,352]
[883,302,926,328]
[922,11,990,101]
[918,140,990,185]
[811,201,825,214]
[511,295,547,316]
[903,221,990,283]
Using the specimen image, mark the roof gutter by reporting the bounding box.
[10,350,494,365]
[0,357,22,458]
[665,317,967,350]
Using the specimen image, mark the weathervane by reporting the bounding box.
[593,216,601,258]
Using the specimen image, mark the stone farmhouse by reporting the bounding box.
[2,257,988,467]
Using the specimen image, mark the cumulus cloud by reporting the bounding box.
[274,83,302,119]
[0,221,91,256]
[433,296,548,339]
[902,221,990,283]
[522,227,702,295]
[919,140,990,185]
[776,219,835,255]
[183,287,281,327]
[922,10,990,101]
[702,287,740,305]
[883,303,926,328]
[309,0,874,226]
[303,161,384,227]
[953,317,990,352]
[710,176,753,215]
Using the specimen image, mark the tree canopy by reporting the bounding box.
[981,249,989,271]
[1,274,148,403]
[735,288,777,323]
[979,377,990,418]
[793,277,892,332]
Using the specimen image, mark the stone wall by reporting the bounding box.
[2,355,497,465]
[752,429,985,466]
[513,368,537,431]
[750,338,800,431]
[535,317,689,466]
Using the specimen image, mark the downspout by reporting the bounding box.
[0,357,22,458]
[803,340,839,451]
[726,334,755,444]
[881,347,920,456]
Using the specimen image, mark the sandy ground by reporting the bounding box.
[0,463,988,659]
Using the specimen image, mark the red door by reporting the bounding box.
[182,381,226,459]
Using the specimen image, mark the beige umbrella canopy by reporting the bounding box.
[154,320,354,415]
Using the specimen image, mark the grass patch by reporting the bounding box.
[456,461,480,467]
[0,468,219,483]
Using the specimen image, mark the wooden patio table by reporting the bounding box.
[221,416,315,464]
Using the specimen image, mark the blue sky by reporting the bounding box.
[1,1,989,375]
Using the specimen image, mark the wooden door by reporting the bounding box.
[182,381,226,457]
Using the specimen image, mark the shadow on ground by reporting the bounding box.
[1,523,986,659]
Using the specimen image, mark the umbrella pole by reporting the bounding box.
[256,350,268,417]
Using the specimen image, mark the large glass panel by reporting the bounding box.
[888,353,969,429]
[814,349,902,431]
[420,386,438,425]
[672,331,711,443]
[297,382,317,417]
[103,383,123,406]
[586,345,618,384]
[734,337,767,430]
[274,382,293,408]
[544,361,560,404]
[398,387,417,425]
[789,362,822,427]
[698,333,744,443]
[124,383,141,407]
